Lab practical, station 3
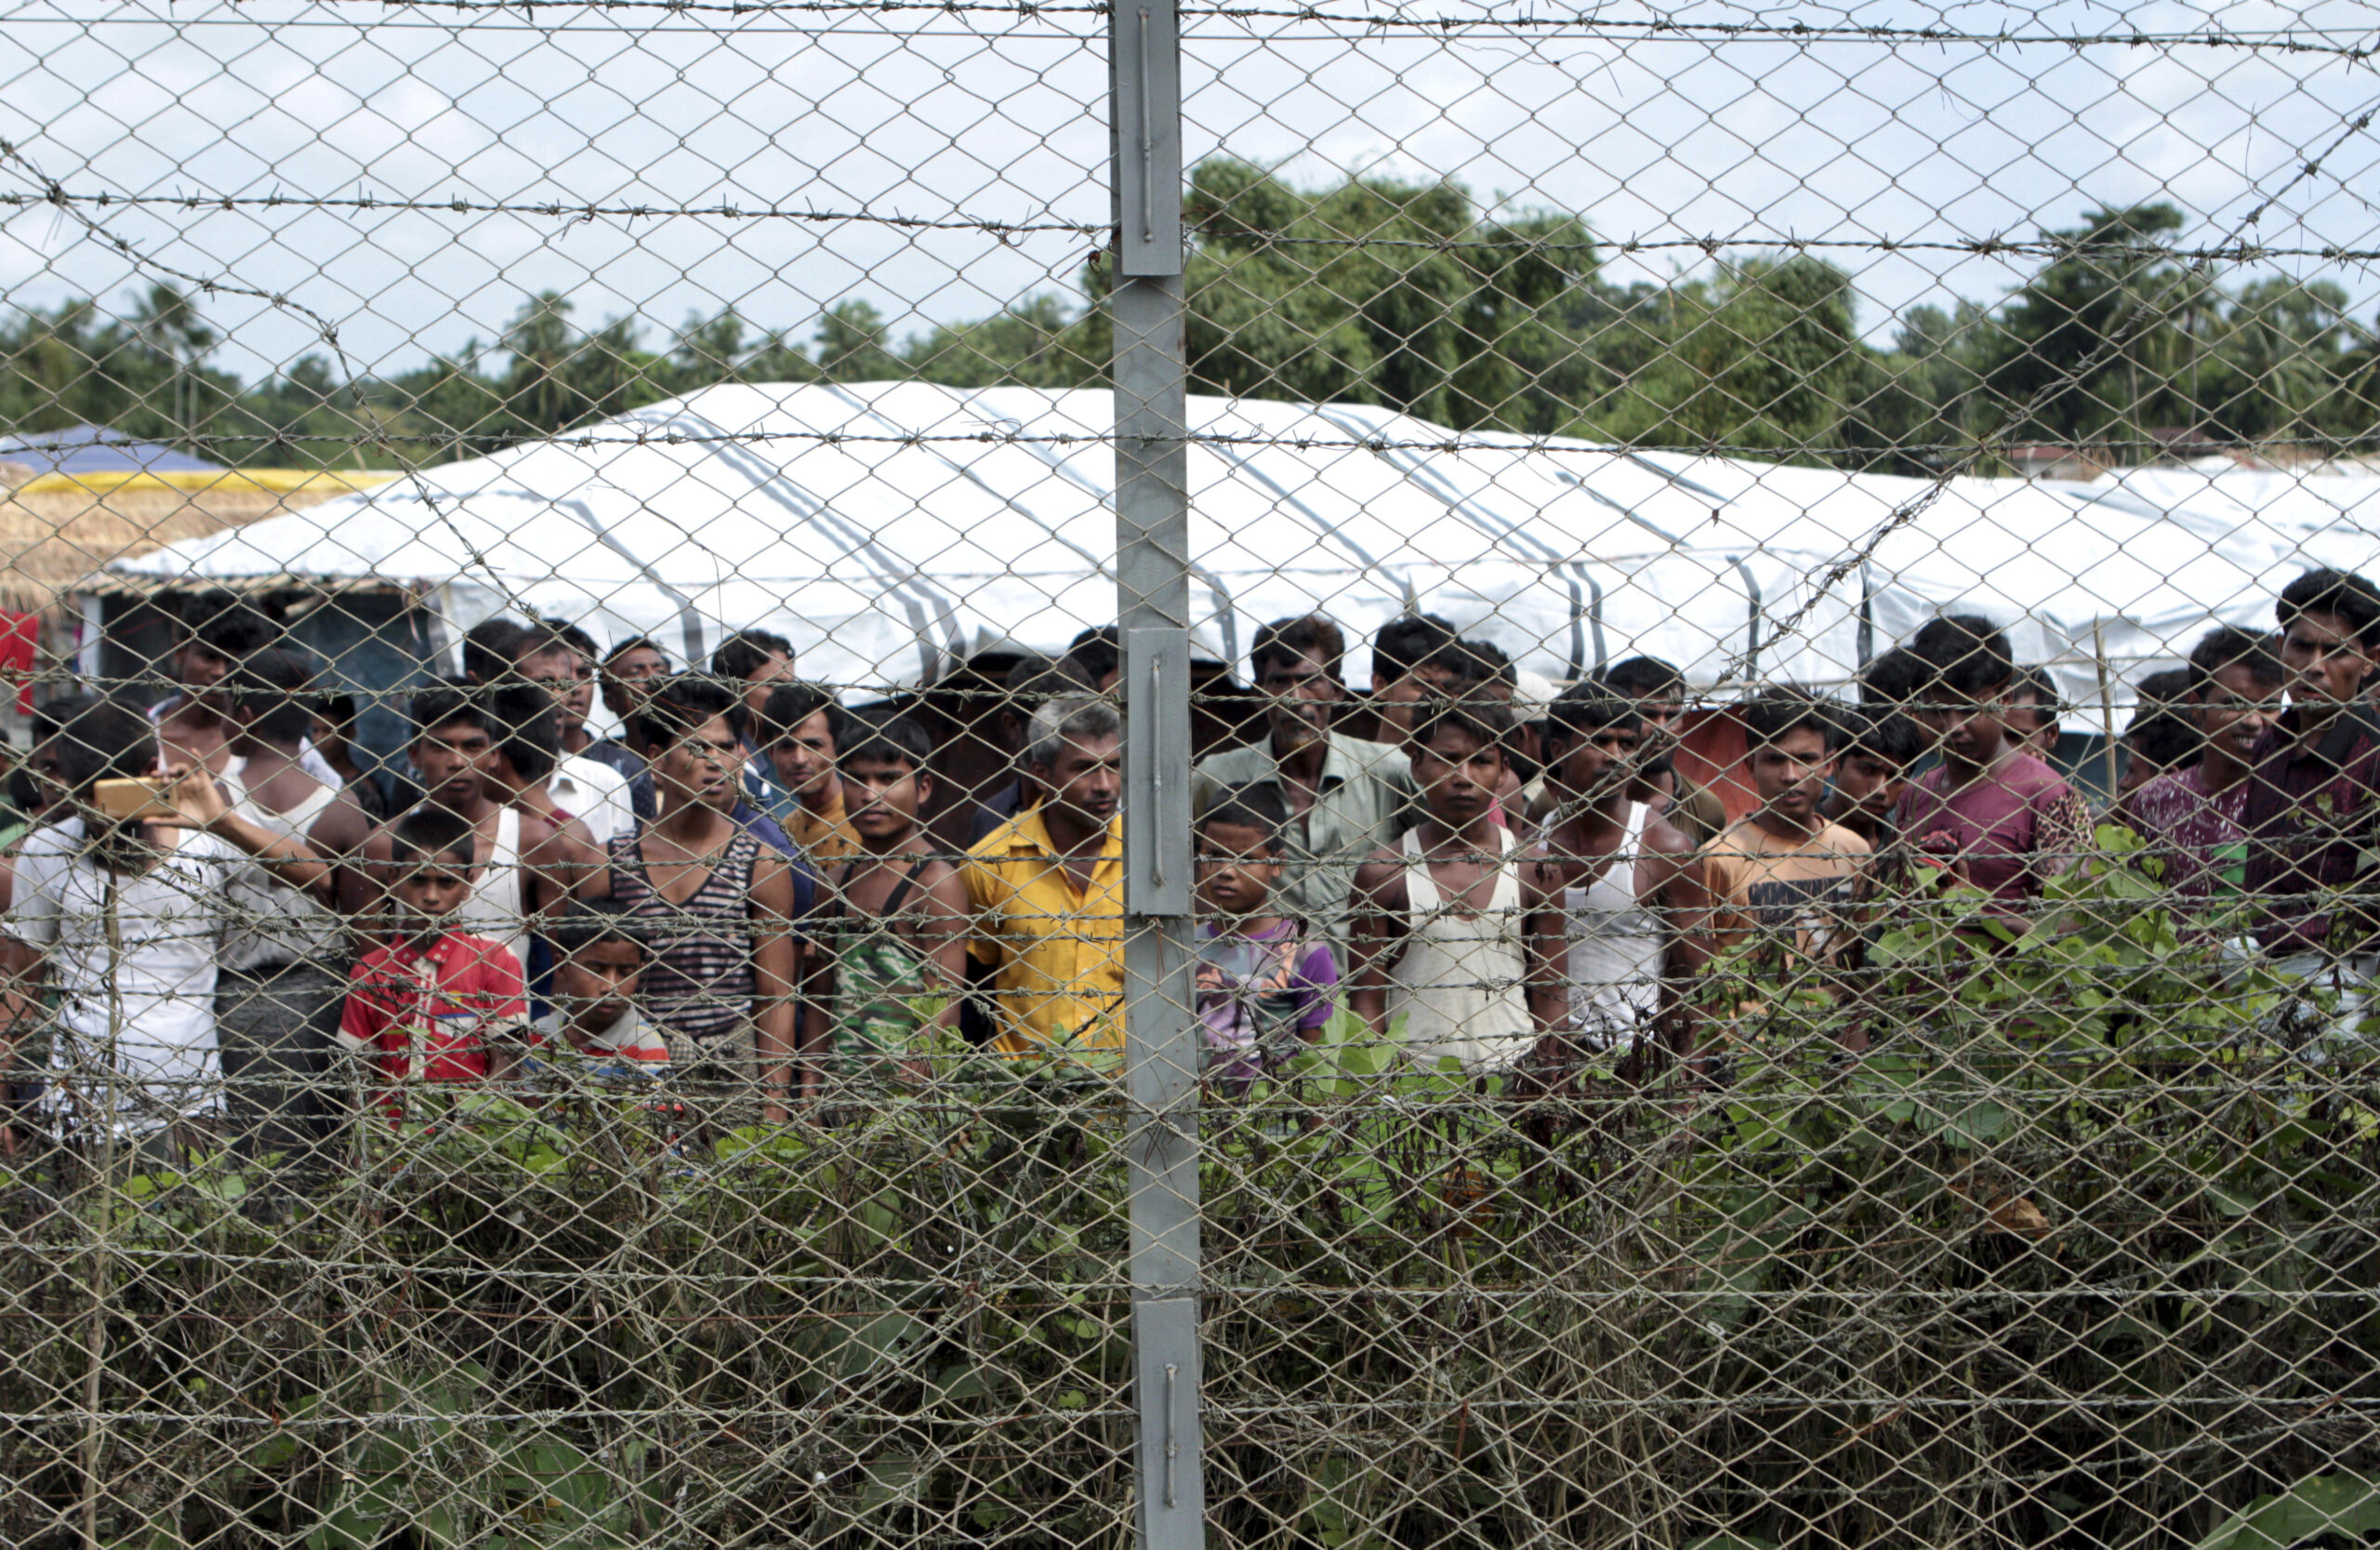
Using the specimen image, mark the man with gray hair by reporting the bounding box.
[959,694,1126,1071]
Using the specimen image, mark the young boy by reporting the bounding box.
[529,902,668,1085]
[1702,688,1871,967]
[1193,786,1340,1092]
[1822,707,1925,849]
[1351,698,1551,1071]
[806,715,968,1094]
[337,809,531,1111]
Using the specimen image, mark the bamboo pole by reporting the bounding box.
[2093,622,2122,805]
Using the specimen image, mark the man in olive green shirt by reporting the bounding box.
[1193,616,1419,960]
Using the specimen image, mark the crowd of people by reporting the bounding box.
[1,563,2375,1175]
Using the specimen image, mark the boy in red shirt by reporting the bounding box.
[337,808,531,1111]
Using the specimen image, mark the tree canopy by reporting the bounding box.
[4,169,2373,475]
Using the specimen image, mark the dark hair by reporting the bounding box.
[1409,696,1513,760]
[390,806,477,869]
[632,673,749,753]
[410,682,492,742]
[2136,667,2194,710]
[1740,685,1846,751]
[484,681,562,783]
[1546,683,1644,742]
[604,635,666,667]
[1450,638,1515,691]
[547,898,651,958]
[1858,645,1925,708]
[2188,625,2285,696]
[2007,665,2068,719]
[182,590,276,657]
[760,682,843,748]
[711,629,792,682]
[840,713,933,774]
[1001,657,1096,742]
[225,646,321,745]
[1250,614,1346,682]
[1197,783,1290,852]
[541,617,599,663]
[2124,706,2202,775]
[324,691,361,731]
[461,616,534,685]
[1604,655,1685,702]
[1063,626,1121,688]
[1911,614,2014,698]
[46,696,154,796]
[1372,614,1457,682]
[1844,708,1926,767]
[2278,567,2380,648]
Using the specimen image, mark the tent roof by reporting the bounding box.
[0,426,222,477]
[106,382,2380,708]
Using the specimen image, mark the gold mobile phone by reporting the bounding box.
[92,777,178,822]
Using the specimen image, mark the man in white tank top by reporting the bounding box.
[1526,686,1711,1062]
[311,684,598,982]
[1350,699,1554,1073]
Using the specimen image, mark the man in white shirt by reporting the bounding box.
[0,699,329,1169]
[471,616,637,844]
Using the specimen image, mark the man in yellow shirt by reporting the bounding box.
[960,694,1125,1070]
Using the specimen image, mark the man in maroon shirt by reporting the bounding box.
[1894,615,2093,916]
[2240,571,2380,1000]
[2123,626,2283,918]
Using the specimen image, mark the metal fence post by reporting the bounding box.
[1112,1,1201,1547]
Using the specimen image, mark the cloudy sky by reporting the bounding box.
[2,0,2376,388]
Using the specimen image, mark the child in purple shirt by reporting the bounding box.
[1895,616,2094,908]
[1193,787,1340,1093]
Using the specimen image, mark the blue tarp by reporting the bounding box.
[0,426,220,477]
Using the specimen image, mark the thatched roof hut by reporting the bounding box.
[0,470,396,612]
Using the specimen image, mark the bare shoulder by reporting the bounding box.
[309,788,377,852]
[1353,850,1410,911]
[1640,814,1699,859]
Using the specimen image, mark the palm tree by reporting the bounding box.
[126,283,215,445]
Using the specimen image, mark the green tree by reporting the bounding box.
[815,300,906,382]
[2210,276,2361,448]
[1968,203,2209,452]
[907,294,1104,391]
[126,283,218,443]
[1571,255,1871,462]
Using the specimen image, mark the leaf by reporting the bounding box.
[2196,1472,2380,1550]
[832,1308,929,1380]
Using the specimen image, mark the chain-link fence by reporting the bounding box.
[5,1,2380,1546]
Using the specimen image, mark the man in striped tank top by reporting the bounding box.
[601,676,805,1121]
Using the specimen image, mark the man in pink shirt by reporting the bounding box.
[1895,615,2093,914]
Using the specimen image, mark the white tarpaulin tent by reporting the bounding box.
[107,381,2380,709]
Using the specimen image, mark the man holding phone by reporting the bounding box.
[0,698,327,1170]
